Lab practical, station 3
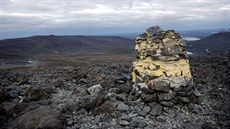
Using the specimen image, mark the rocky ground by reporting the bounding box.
[0,54,229,129]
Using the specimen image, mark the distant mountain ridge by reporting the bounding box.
[0,32,229,59]
[186,32,230,54]
[0,35,135,57]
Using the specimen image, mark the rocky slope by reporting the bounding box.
[0,54,229,129]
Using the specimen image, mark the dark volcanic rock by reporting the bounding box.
[146,26,164,36]
[79,94,105,110]
[157,90,175,101]
[141,93,157,103]
[25,87,48,101]
[54,80,65,89]
[9,106,61,129]
[0,106,8,128]
[0,88,10,103]
[129,117,148,128]
[177,96,190,103]
[148,81,170,93]
[116,83,133,94]
[185,122,202,129]
[92,101,115,115]
[148,102,162,115]
[1,101,26,118]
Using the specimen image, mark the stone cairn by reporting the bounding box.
[131,26,200,107]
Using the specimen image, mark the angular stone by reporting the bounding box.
[79,95,104,110]
[26,87,48,101]
[0,88,10,103]
[87,84,103,95]
[169,76,187,88]
[116,83,133,94]
[177,97,190,103]
[117,102,129,111]
[129,118,147,128]
[156,115,167,122]
[148,80,170,93]
[157,90,175,101]
[54,80,65,88]
[193,88,201,97]
[93,101,115,115]
[78,78,86,83]
[148,102,162,116]
[119,120,130,126]
[120,114,132,121]
[185,122,202,129]
[139,106,151,116]
[146,26,163,36]
[160,101,174,107]
[141,93,156,103]
[114,77,127,84]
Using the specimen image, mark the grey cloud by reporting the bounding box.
[0,0,229,35]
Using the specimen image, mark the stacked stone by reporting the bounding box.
[132,26,199,106]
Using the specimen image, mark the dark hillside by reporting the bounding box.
[0,35,135,56]
[186,32,230,53]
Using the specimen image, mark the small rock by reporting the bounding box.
[177,91,187,97]
[114,94,126,101]
[117,102,129,111]
[137,83,152,93]
[146,26,163,36]
[157,90,175,101]
[148,102,162,115]
[79,95,104,109]
[119,120,130,126]
[94,115,101,124]
[141,93,156,103]
[129,118,147,128]
[119,114,131,121]
[129,113,138,118]
[79,78,86,83]
[144,126,153,129]
[148,81,170,93]
[0,88,10,102]
[27,88,49,101]
[185,122,202,129]
[116,83,133,94]
[139,106,151,116]
[54,80,65,89]
[66,120,74,126]
[92,101,115,115]
[87,84,103,95]
[177,97,190,103]
[156,115,167,122]
[160,101,174,107]
[115,77,127,84]
[193,88,201,97]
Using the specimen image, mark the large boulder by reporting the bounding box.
[9,106,62,129]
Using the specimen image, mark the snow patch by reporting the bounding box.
[186,51,193,55]
[183,37,200,41]
[52,50,58,53]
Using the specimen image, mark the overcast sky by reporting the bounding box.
[0,0,230,39]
